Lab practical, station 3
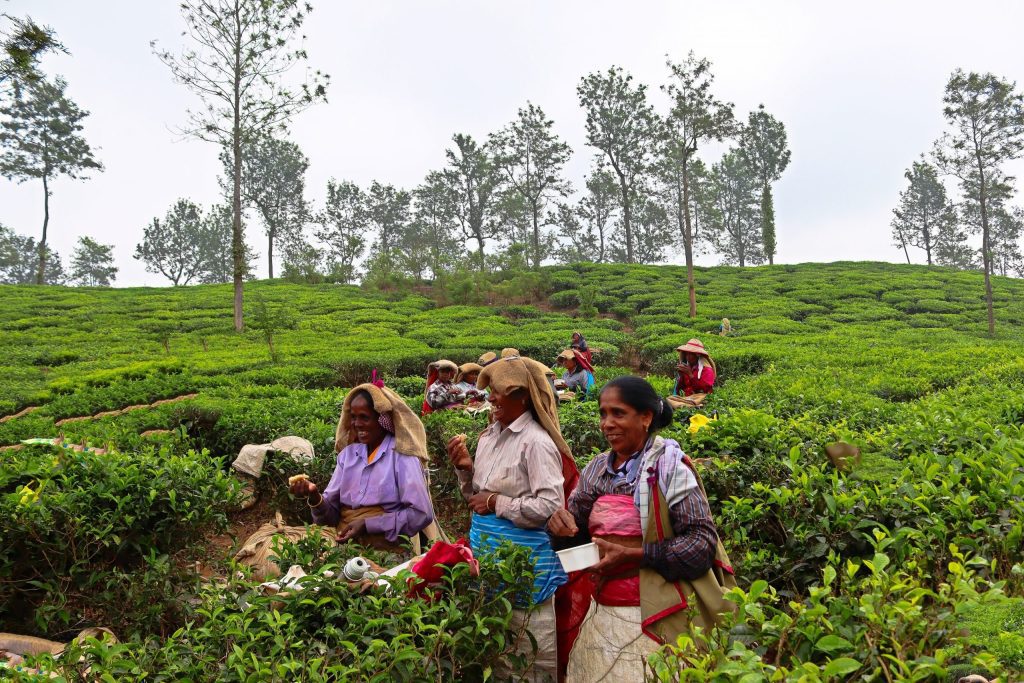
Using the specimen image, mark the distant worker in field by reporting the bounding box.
[719,318,732,336]
[289,384,437,551]
[422,359,462,414]
[674,338,716,397]
[446,355,580,682]
[455,362,488,404]
[555,349,595,396]
[570,331,593,365]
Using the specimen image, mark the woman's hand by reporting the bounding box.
[676,363,692,376]
[337,518,367,542]
[591,537,643,573]
[289,478,318,499]
[547,509,579,537]
[468,491,497,514]
[446,434,473,471]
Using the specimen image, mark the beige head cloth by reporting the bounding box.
[335,383,429,461]
[457,362,483,383]
[478,351,498,365]
[500,347,520,358]
[430,359,458,373]
[478,355,571,459]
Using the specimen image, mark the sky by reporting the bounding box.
[2,0,1024,286]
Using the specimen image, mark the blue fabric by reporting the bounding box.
[470,513,567,606]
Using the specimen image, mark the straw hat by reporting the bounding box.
[478,351,497,365]
[556,350,575,362]
[500,347,520,358]
[676,338,710,358]
[430,359,458,372]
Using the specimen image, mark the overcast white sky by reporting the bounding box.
[3,0,1024,286]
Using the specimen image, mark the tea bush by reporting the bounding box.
[3,261,1024,677]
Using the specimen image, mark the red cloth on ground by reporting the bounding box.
[409,538,479,598]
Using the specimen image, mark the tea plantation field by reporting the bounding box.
[2,261,1023,680]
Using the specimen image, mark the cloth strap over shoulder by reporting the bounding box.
[638,454,737,645]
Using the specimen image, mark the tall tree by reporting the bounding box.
[441,133,500,270]
[708,150,763,267]
[136,199,211,286]
[154,0,328,330]
[556,164,619,264]
[890,158,955,266]
[69,235,117,286]
[408,171,461,280]
[221,132,309,278]
[661,53,738,316]
[364,181,411,271]
[0,76,101,284]
[1,13,65,92]
[198,203,255,284]
[0,223,63,284]
[315,179,366,284]
[620,195,672,265]
[490,102,572,269]
[933,70,1024,335]
[578,66,658,264]
[933,210,975,270]
[738,104,790,265]
[989,205,1024,277]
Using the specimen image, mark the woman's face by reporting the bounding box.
[684,352,699,365]
[463,371,479,385]
[438,367,455,383]
[349,393,386,448]
[560,357,577,372]
[599,387,652,458]
[488,386,530,426]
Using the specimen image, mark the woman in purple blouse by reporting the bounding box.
[289,384,435,549]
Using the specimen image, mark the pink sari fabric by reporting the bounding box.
[589,494,642,606]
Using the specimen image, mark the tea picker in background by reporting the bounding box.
[555,349,595,397]
[548,376,735,681]
[446,355,580,682]
[570,332,592,365]
[718,318,732,336]
[422,359,462,414]
[289,383,439,551]
[673,338,716,399]
[454,362,488,404]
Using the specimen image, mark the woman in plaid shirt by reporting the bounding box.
[548,376,720,681]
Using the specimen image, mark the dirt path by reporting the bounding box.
[54,394,199,426]
[0,406,39,423]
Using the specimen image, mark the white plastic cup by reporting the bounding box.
[556,542,601,572]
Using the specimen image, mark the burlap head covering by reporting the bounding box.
[477,356,571,459]
[457,362,483,383]
[335,383,429,461]
[500,347,520,358]
[478,351,498,366]
[430,359,458,373]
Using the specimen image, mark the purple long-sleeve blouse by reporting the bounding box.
[311,434,434,543]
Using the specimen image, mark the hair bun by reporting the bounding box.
[655,397,675,430]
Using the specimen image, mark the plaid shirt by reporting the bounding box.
[559,437,718,582]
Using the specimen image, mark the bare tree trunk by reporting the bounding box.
[475,230,486,271]
[37,174,50,285]
[268,229,274,279]
[681,165,697,318]
[614,171,634,263]
[531,200,540,269]
[977,160,995,336]
[899,234,911,264]
[231,3,244,331]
